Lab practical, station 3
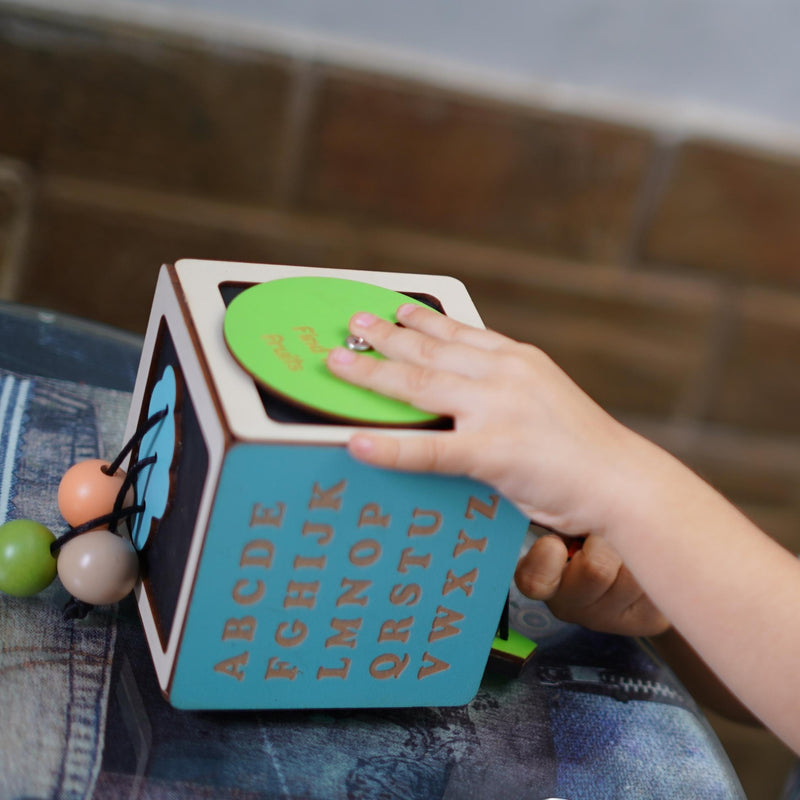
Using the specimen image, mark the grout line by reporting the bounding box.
[39,173,722,306]
[0,159,35,301]
[671,284,740,427]
[40,174,345,237]
[621,131,682,273]
[617,409,800,471]
[272,59,320,209]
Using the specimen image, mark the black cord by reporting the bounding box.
[54,406,168,619]
[50,504,145,555]
[102,407,168,477]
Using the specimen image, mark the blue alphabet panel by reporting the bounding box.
[171,443,528,709]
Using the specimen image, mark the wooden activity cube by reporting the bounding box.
[123,260,528,709]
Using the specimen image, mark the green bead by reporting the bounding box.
[0,519,58,597]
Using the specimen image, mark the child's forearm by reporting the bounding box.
[649,627,759,725]
[606,437,800,753]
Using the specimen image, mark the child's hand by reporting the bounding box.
[328,302,800,751]
[515,533,669,637]
[327,303,650,539]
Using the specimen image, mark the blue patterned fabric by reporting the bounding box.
[0,371,129,799]
[0,367,747,799]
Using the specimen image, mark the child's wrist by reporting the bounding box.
[591,429,681,548]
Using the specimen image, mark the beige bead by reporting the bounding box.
[57,529,139,605]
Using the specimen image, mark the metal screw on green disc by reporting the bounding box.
[223,277,441,426]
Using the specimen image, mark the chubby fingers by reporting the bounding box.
[327,304,523,417]
[328,345,469,417]
[347,430,476,475]
[343,306,499,380]
[551,535,626,608]
[392,303,511,351]
[514,534,570,600]
[325,306,505,475]
[519,535,669,636]
[515,534,623,608]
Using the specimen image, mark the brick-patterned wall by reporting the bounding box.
[2,4,799,792]
[2,6,799,557]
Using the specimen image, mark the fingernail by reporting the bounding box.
[349,434,375,457]
[396,304,416,320]
[352,312,378,329]
[328,347,357,365]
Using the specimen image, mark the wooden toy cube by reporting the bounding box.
[123,259,528,710]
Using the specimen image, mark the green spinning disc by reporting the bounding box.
[223,276,440,426]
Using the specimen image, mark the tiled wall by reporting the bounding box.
[2,3,799,792]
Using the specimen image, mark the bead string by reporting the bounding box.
[52,410,167,549]
[44,452,158,550]
[0,408,164,620]
[49,503,145,554]
[107,455,156,534]
[0,400,174,612]
[49,408,168,619]
[102,407,167,477]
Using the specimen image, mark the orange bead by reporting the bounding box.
[56,529,139,605]
[57,459,133,528]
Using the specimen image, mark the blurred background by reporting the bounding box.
[2,1,799,795]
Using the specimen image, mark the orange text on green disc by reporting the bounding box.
[223,276,442,426]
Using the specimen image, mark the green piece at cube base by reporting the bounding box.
[487,629,537,678]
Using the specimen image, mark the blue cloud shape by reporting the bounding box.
[131,365,177,550]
